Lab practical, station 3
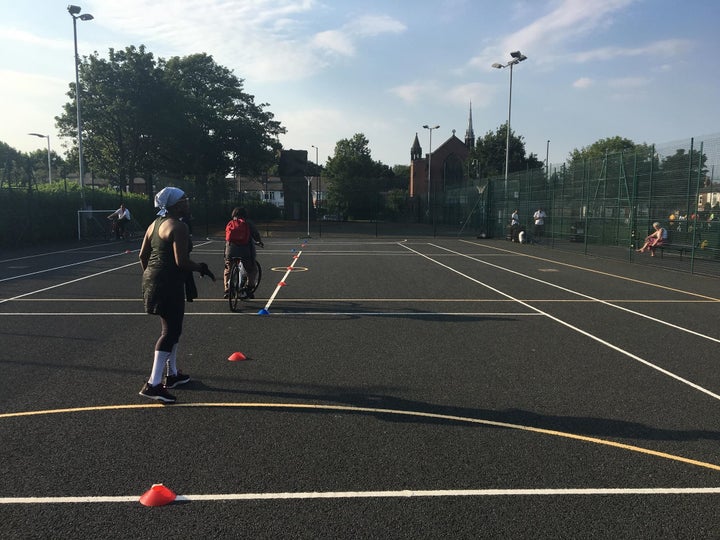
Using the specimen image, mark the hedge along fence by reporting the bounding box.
[0,184,156,248]
[0,180,283,248]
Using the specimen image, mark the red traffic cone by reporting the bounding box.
[278,281,287,286]
[139,483,176,507]
[228,352,247,361]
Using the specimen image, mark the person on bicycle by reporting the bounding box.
[224,207,263,299]
[107,203,131,240]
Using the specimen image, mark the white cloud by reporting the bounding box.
[573,77,593,89]
[571,39,693,63]
[87,0,405,83]
[345,15,406,37]
[466,0,637,70]
[387,82,433,103]
[312,30,355,56]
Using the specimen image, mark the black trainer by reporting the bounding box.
[139,382,176,403]
[165,372,191,389]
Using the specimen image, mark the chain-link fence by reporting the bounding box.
[474,135,720,276]
[3,135,719,278]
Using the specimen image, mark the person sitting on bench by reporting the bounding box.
[636,222,667,257]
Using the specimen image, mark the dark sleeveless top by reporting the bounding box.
[142,217,185,315]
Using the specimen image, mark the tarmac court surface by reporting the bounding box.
[1,236,720,538]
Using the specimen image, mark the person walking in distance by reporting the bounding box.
[224,207,263,299]
[510,209,520,242]
[533,208,547,242]
[138,187,215,403]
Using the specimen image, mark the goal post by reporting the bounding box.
[77,210,115,241]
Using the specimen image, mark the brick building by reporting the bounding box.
[409,104,475,210]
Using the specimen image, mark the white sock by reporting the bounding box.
[166,344,179,377]
[149,350,170,386]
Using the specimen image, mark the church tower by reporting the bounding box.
[411,132,422,161]
[464,101,475,149]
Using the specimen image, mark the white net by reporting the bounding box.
[76,210,116,241]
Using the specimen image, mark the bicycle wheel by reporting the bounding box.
[228,262,241,312]
[248,261,262,294]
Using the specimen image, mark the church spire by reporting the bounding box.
[411,132,422,161]
[464,101,475,149]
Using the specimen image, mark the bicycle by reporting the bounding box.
[227,243,263,312]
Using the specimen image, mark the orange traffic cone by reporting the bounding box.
[139,483,176,507]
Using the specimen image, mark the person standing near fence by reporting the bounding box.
[138,187,216,403]
[533,208,547,242]
[510,209,520,242]
[107,203,131,240]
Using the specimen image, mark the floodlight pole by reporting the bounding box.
[68,5,94,203]
[493,51,527,224]
[423,124,439,220]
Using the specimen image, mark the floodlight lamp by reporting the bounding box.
[422,124,429,129]
[29,132,46,138]
[510,51,521,58]
[79,13,93,20]
[492,63,503,69]
[67,5,81,15]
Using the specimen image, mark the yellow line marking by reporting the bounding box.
[2,402,719,472]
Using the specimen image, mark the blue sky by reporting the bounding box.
[2,0,719,170]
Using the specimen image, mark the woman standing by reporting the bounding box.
[138,187,215,403]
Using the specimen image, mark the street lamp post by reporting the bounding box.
[492,50,527,221]
[28,133,52,184]
[67,5,94,202]
[422,124,439,219]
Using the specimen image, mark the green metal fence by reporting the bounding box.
[467,135,720,276]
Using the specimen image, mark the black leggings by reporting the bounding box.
[155,310,184,352]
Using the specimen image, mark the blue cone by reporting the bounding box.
[257,308,269,315]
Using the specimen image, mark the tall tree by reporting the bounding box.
[56,45,165,188]
[568,136,638,162]
[56,46,285,196]
[324,133,389,219]
[470,123,542,178]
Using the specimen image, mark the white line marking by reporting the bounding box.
[0,241,213,304]
[0,261,141,304]
[399,242,720,402]
[262,250,302,312]
[0,252,130,283]
[461,239,720,302]
[4,487,720,504]
[438,243,720,344]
